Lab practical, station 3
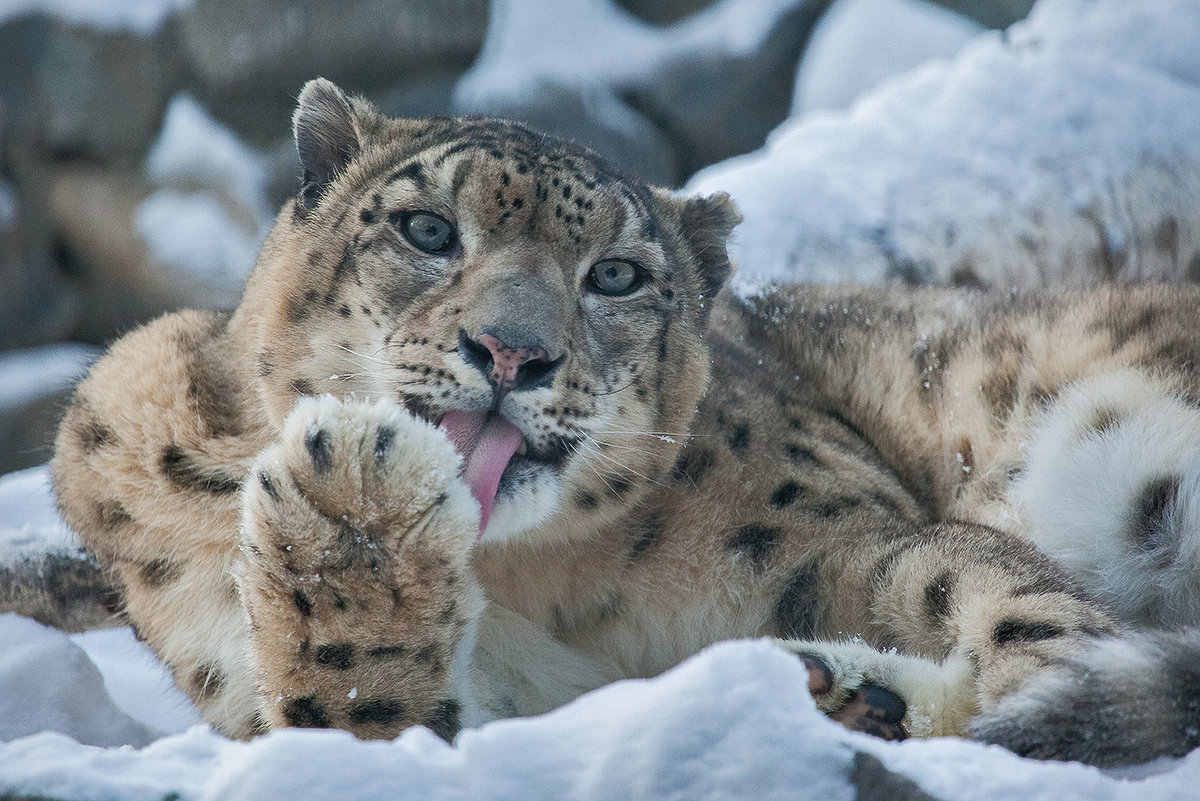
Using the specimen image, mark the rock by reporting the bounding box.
[926,0,1036,29]
[455,0,834,185]
[0,176,78,351]
[850,752,943,801]
[612,0,717,24]
[0,13,182,164]
[176,0,489,146]
[628,0,835,178]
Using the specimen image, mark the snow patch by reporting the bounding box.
[0,343,97,410]
[0,615,157,748]
[135,95,273,299]
[134,192,264,288]
[0,465,83,563]
[456,0,807,108]
[0,637,1197,798]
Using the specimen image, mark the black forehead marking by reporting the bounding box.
[451,158,474,200]
[388,117,664,243]
[386,161,427,189]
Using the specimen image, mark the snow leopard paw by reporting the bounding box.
[778,639,978,741]
[237,395,483,739]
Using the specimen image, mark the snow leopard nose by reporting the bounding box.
[459,329,562,396]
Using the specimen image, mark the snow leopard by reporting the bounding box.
[28,78,1200,765]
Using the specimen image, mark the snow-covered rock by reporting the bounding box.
[690,0,1200,294]
[455,0,829,183]
[134,94,274,307]
[792,0,983,115]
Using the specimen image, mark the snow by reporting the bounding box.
[1,629,1198,799]
[792,0,983,115]
[0,0,193,34]
[0,465,81,564]
[0,342,97,410]
[135,94,274,301]
[0,615,157,748]
[1,464,1199,798]
[688,0,1200,293]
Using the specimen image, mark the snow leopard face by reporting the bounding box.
[242,79,740,543]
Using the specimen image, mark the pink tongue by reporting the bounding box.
[439,410,524,539]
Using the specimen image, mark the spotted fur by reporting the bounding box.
[35,79,1200,765]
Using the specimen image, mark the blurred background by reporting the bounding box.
[5,0,1195,477]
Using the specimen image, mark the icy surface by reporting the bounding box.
[792,0,982,115]
[0,343,97,410]
[690,0,1200,293]
[0,0,193,34]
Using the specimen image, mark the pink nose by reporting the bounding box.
[476,333,549,394]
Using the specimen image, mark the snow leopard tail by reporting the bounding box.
[969,628,1200,766]
[974,369,1200,765]
[0,550,120,632]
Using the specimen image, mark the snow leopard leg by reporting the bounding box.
[776,518,1118,743]
[237,395,485,740]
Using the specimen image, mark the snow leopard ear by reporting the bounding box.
[677,191,742,308]
[293,78,364,210]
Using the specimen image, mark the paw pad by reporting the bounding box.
[830,683,908,742]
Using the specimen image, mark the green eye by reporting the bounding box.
[400,211,455,254]
[588,259,644,296]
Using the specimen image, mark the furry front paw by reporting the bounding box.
[236,395,484,738]
[777,639,978,740]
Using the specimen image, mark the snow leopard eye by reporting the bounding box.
[399,211,455,254]
[588,259,644,296]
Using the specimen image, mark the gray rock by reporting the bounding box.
[926,0,1036,29]
[851,752,943,801]
[456,0,834,186]
[0,175,78,351]
[0,13,182,164]
[612,0,718,25]
[629,0,835,178]
[176,0,488,146]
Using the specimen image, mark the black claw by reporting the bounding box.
[859,683,907,725]
[305,428,332,473]
[796,652,835,696]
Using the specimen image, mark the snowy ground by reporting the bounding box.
[1,463,1197,798]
